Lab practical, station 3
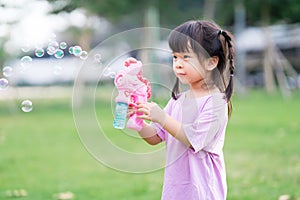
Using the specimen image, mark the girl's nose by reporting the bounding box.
[175,59,183,69]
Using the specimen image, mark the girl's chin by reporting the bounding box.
[178,78,189,84]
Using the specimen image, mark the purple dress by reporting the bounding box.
[152,92,228,200]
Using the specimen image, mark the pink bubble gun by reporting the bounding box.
[113,57,151,131]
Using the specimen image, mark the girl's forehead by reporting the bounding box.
[172,45,193,53]
[172,50,192,54]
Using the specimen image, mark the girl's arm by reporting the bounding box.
[137,102,191,147]
[161,114,191,147]
[138,123,162,145]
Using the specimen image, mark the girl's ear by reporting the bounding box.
[205,56,219,71]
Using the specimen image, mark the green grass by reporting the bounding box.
[225,90,300,200]
[0,88,300,199]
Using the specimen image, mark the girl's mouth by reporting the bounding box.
[176,72,186,76]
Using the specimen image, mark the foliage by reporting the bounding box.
[243,0,300,25]
[48,0,204,27]
[47,0,300,27]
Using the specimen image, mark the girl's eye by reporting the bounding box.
[183,55,190,59]
[173,55,177,59]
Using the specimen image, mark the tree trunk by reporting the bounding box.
[141,5,160,97]
[203,0,216,19]
[261,3,276,93]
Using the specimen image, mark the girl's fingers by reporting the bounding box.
[137,101,150,108]
[137,107,148,114]
[137,114,151,121]
[127,107,136,118]
[136,103,145,108]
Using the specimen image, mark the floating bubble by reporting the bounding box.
[103,67,112,76]
[68,46,74,54]
[21,55,32,63]
[54,49,64,59]
[0,78,9,90]
[53,65,62,75]
[94,54,102,63]
[47,41,59,56]
[73,45,82,57]
[20,56,32,69]
[47,46,56,55]
[48,41,59,51]
[3,66,13,77]
[103,67,115,78]
[21,44,30,52]
[60,42,67,49]
[35,48,44,57]
[109,72,116,79]
[80,51,88,60]
[21,100,33,113]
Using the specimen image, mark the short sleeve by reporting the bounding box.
[183,95,227,153]
[151,122,166,141]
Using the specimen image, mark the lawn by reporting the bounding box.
[0,88,300,199]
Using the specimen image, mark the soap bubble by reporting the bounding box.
[80,51,88,60]
[21,100,33,113]
[48,41,59,51]
[60,42,67,49]
[0,78,9,90]
[47,41,59,56]
[68,46,74,54]
[109,72,116,79]
[103,67,116,78]
[73,45,82,57]
[94,54,102,63]
[21,44,30,52]
[54,49,64,59]
[35,48,44,57]
[20,56,32,69]
[21,55,32,63]
[47,46,56,55]
[3,66,13,77]
[103,67,112,76]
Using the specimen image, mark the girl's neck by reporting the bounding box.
[187,81,219,98]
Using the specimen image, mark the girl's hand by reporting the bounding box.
[127,104,136,119]
[137,102,166,125]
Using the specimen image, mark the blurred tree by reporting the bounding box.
[48,0,300,29]
[0,40,7,72]
[47,0,205,65]
[246,0,300,25]
[215,0,300,26]
[203,0,216,20]
[47,0,204,28]
[0,3,21,73]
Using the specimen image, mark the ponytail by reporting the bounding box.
[218,30,235,116]
[172,77,180,100]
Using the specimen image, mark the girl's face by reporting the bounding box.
[172,50,206,86]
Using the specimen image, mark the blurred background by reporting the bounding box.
[0,0,299,92]
[0,0,300,200]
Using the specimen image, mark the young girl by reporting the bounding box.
[131,20,234,200]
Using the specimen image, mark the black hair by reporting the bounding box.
[168,20,235,116]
